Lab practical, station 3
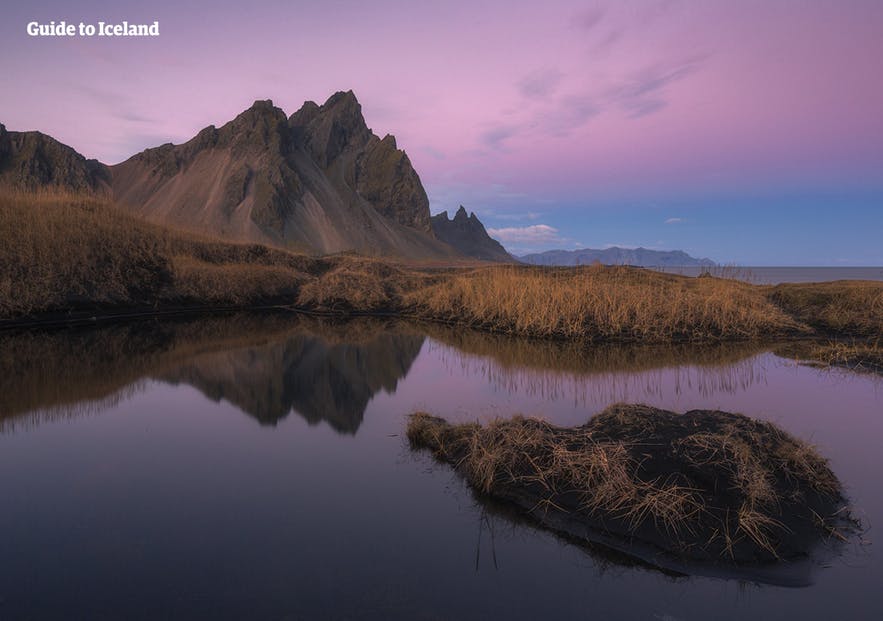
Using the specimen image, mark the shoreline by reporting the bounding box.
[0,298,879,346]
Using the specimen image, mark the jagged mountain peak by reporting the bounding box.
[222,100,288,148]
[105,90,449,257]
[323,89,360,109]
[290,90,371,168]
[229,100,287,129]
[430,206,513,262]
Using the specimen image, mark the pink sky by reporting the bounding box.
[2,1,882,262]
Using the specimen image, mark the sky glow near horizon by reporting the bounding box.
[1,0,881,264]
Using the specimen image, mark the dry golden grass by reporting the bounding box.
[803,340,883,374]
[1,191,878,344]
[408,404,847,562]
[0,190,174,315]
[402,264,806,341]
[0,190,310,315]
[768,281,883,336]
[775,339,883,374]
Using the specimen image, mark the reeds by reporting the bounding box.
[779,339,883,374]
[403,264,804,341]
[769,281,883,336]
[0,190,313,316]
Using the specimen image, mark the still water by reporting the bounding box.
[0,315,880,620]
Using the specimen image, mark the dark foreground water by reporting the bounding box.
[0,315,880,620]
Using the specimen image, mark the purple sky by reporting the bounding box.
[2,1,882,264]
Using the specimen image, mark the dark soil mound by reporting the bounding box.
[408,404,852,570]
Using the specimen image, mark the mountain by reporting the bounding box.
[111,92,455,258]
[519,247,715,267]
[0,123,110,192]
[430,206,514,262]
[0,92,516,262]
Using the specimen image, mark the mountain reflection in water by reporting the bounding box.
[159,327,424,432]
[0,313,773,433]
[0,315,423,433]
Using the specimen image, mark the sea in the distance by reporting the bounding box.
[653,266,883,284]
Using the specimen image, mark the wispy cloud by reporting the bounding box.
[487,224,562,244]
[546,95,600,135]
[664,217,683,224]
[421,145,446,160]
[610,55,709,118]
[480,124,518,150]
[488,211,543,222]
[518,68,565,100]
[572,7,606,32]
[593,28,622,53]
[73,84,157,125]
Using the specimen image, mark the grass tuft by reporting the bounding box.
[407,404,850,564]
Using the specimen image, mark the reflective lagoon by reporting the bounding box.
[0,314,879,620]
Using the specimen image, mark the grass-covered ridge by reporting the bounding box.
[407,405,852,568]
[2,191,881,342]
[403,264,804,341]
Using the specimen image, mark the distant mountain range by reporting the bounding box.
[0,91,506,262]
[519,247,715,267]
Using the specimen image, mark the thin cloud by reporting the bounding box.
[487,224,561,244]
[593,28,622,53]
[518,69,565,100]
[422,145,446,160]
[546,94,600,135]
[480,124,518,150]
[73,84,157,125]
[611,55,708,119]
[489,211,543,222]
[572,7,606,31]
[665,217,684,224]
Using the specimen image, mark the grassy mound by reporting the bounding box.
[768,281,883,337]
[403,264,805,341]
[407,405,850,566]
[0,191,309,316]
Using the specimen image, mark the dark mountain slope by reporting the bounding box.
[0,124,110,192]
[110,92,453,258]
[430,206,513,262]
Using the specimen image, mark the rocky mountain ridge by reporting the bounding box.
[430,205,514,262]
[110,92,446,257]
[0,123,110,192]
[1,91,508,262]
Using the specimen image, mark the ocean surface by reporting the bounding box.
[652,266,883,284]
[0,315,880,620]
